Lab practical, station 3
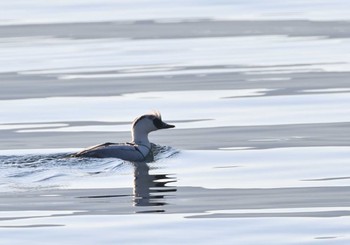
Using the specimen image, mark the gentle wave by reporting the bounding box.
[0,145,179,191]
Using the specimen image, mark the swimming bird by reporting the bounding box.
[72,111,175,161]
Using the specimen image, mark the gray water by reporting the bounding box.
[1,1,350,244]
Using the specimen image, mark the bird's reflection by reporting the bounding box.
[132,162,176,209]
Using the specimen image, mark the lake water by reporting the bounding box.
[1,1,350,244]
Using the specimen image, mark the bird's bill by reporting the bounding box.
[161,122,175,129]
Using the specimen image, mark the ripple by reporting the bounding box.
[0,144,178,191]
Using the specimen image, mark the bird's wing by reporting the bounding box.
[72,142,116,157]
[72,143,148,161]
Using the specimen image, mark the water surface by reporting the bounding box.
[1,1,350,244]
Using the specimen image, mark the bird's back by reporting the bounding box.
[72,142,148,162]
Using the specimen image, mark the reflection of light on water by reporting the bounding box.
[160,147,350,189]
[2,36,350,74]
[0,123,69,131]
[1,90,349,132]
[0,210,78,219]
[2,0,350,25]
[303,88,350,93]
[249,136,307,142]
[203,207,350,215]
[218,147,254,150]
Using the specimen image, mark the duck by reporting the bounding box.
[71,111,175,161]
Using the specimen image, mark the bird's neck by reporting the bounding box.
[131,129,150,147]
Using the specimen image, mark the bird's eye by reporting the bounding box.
[153,118,163,129]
